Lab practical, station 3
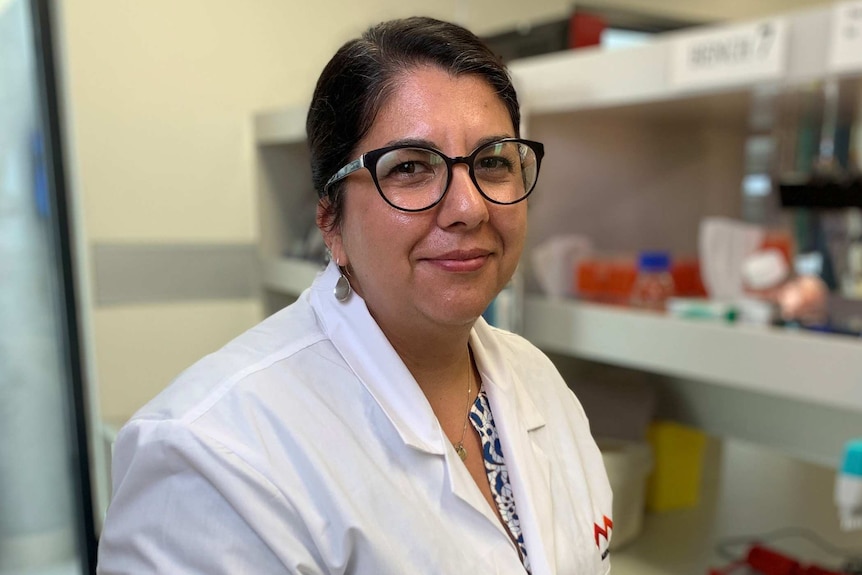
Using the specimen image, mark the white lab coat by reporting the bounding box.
[97,263,613,575]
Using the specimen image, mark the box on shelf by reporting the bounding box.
[574,255,707,305]
[598,437,653,549]
[646,420,707,512]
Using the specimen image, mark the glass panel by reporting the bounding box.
[0,0,91,573]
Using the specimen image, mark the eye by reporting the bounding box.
[477,156,513,171]
[392,161,422,175]
[376,148,443,185]
[475,141,523,174]
[383,159,435,180]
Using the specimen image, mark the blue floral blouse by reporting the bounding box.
[469,387,531,574]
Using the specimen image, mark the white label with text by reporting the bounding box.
[670,19,787,90]
[829,1,862,73]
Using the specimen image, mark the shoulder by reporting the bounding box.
[102,414,314,573]
[128,293,332,427]
[113,290,367,482]
[106,295,343,536]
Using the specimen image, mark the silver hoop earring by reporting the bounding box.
[334,258,352,302]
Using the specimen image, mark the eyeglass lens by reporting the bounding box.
[374,141,538,211]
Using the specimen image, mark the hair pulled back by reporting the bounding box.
[307,16,520,229]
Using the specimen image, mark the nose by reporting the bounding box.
[436,163,489,229]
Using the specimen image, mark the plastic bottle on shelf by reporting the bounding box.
[835,438,862,532]
[630,251,675,311]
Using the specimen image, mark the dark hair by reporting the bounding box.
[307,16,520,230]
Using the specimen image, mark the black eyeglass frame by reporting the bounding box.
[322,138,545,213]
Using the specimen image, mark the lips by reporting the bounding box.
[421,249,492,272]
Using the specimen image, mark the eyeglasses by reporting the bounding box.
[323,138,545,212]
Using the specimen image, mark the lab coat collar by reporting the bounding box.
[308,263,445,456]
[468,321,546,433]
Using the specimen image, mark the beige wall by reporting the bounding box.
[91,300,262,423]
[57,0,833,423]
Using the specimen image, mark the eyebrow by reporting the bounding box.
[383,134,515,154]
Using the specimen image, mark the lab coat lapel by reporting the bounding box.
[308,263,444,456]
[471,321,557,575]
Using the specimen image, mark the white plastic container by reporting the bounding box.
[835,439,862,531]
[597,438,653,550]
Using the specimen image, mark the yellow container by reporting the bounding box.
[645,421,706,512]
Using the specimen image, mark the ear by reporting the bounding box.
[316,199,347,266]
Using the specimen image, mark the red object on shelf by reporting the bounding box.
[575,259,604,301]
[747,545,801,575]
[671,258,708,298]
[575,257,637,304]
[606,259,638,304]
[576,255,710,304]
[568,11,606,48]
[708,544,851,575]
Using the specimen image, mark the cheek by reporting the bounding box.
[496,207,528,252]
[341,197,425,266]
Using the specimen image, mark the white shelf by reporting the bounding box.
[261,256,323,296]
[254,105,308,145]
[524,296,862,414]
[508,5,840,117]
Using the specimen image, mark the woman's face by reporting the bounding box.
[322,66,527,333]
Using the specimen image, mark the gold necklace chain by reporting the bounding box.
[454,351,473,461]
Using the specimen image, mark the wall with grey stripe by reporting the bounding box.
[92,243,260,306]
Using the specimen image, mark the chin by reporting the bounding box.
[425,296,498,327]
[433,312,487,329]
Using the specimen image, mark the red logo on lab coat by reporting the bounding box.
[594,515,613,550]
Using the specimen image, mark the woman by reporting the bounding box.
[97,17,612,575]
